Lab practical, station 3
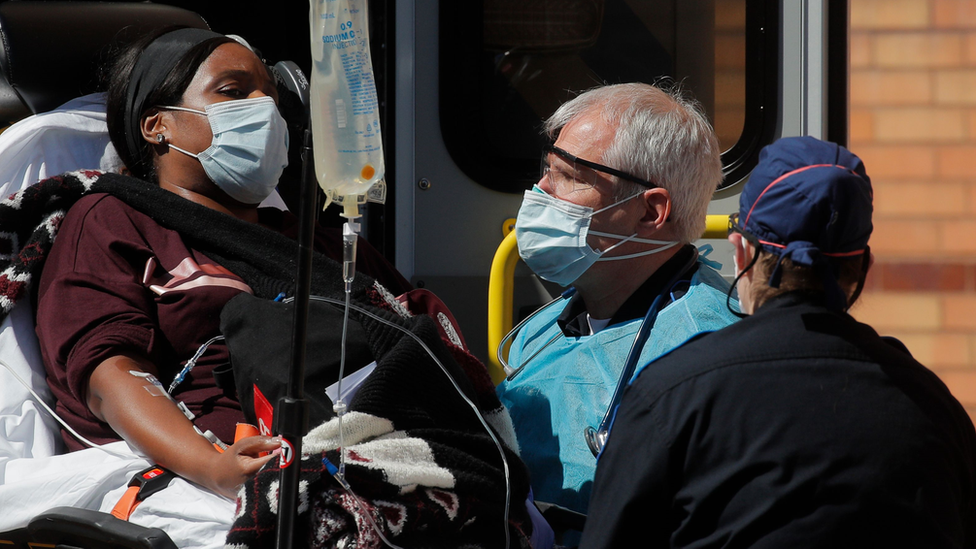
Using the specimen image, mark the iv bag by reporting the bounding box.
[309,0,385,207]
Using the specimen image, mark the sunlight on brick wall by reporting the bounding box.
[848,0,976,423]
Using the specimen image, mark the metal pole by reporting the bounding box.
[275,124,315,549]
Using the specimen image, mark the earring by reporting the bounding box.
[156,134,165,143]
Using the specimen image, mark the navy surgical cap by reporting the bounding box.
[738,136,873,310]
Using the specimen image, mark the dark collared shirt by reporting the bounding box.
[556,244,700,337]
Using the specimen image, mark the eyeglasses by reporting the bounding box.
[728,212,760,246]
[540,144,656,196]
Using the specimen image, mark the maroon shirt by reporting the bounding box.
[36,193,410,451]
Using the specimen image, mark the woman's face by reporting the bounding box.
[164,42,280,157]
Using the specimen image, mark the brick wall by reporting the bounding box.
[848,0,976,423]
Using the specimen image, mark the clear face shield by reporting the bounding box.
[539,144,657,198]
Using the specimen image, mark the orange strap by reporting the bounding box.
[110,485,141,520]
[109,466,175,521]
[109,425,250,521]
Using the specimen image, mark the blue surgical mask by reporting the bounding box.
[515,186,679,286]
[163,96,289,204]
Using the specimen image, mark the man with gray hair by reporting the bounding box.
[496,83,739,517]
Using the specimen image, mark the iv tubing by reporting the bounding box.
[288,295,513,549]
[335,220,359,483]
[1,356,141,460]
[336,287,351,480]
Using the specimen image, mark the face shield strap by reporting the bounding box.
[726,239,760,319]
[845,247,872,311]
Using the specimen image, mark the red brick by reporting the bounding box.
[874,107,967,142]
[934,70,976,105]
[875,33,964,68]
[940,221,976,253]
[938,371,976,405]
[849,109,875,143]
[879,262,966,291]
[933,0,976,28]
[883,332,935,364]
[933,333,974,368]
[870,219,940,256]
[886,332,973,368]
[851,70,933,106]
[857,145,937,178]
[850,33,873,69]
[938,146,976,177]
[944,295,976,330]
[874,181,968,216]
[852,0,931,29]
[852,292,941,330]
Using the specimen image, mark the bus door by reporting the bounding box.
[393,0,848,363]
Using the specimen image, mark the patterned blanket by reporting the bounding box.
[0,171,532,548]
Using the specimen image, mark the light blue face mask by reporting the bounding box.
[515,185,679,286]
[162,96,289,204]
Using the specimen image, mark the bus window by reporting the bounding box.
[439,0,778,193]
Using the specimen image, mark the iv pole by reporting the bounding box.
[275,121,315,549]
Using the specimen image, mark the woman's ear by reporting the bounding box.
[140,109,165,146]
[636,188,671,235]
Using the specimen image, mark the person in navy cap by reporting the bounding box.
[579,136,976,549]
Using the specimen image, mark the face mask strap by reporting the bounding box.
[157,105,208,160]
[588,230,676,246]
[596,239,679,261]
[159,105,208,116]
[166,142,201,160]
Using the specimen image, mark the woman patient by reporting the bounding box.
[33,27,409,499]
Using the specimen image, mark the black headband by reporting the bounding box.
[123,27,224,164]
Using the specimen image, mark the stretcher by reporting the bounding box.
[0,4,265,547]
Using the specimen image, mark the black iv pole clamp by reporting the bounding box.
[275,122,316,549]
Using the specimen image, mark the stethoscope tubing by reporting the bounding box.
[498,288,576,379]
[586,249,700,456]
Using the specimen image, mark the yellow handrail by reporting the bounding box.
[486,220,519,384]
[702,213,729,240]
[486,214,729,385]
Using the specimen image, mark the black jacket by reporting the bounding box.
[581,292,976,549]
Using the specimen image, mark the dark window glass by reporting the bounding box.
[440,0,777,193]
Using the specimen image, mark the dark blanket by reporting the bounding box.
[0,171,532,548]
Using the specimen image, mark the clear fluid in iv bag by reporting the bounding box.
[309,0,385,203]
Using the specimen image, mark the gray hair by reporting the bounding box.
[543,83,723,244]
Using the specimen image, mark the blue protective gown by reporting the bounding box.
[496,256,739,514]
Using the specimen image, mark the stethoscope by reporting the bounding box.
[497,248,701,457]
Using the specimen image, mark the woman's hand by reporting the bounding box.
[208,436,282,499]
[87,353,281,500]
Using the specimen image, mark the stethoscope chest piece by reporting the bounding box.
[584,425,608,457]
